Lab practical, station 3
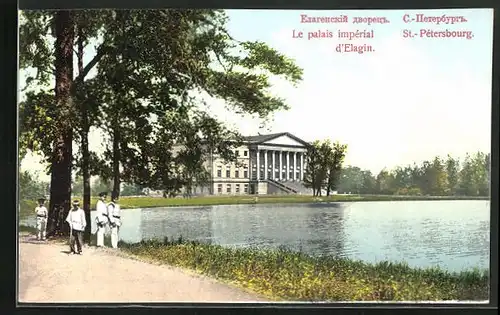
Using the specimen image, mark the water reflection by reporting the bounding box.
[304,206,345,257]
[142,206,214,243]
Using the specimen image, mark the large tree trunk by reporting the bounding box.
[82,116,91,242]
[112,125,121,199]
[47,11,75,237]
[76,25,92,243]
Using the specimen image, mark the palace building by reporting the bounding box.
[200,132,311,195]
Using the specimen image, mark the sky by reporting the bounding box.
[19,9,493,181]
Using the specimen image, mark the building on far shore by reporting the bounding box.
[188,132,311,196]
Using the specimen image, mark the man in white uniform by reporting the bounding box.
[95,192,109,247]
[35,197,48,241]
[108,195,122,248]
[66,199,86,255]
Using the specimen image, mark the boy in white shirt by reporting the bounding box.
[108,195,122,248]
[34,197,48,241]
[66,199,86,255]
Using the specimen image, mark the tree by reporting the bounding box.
[72,176,84,196]
[91,177,113,196]
[303,141,322,196]
[337,166,364,194]
[19,10,112,238]
[174,111,241,197]
[429,156,448,196]
[315,140,333,197]
[457,153,474,196]
[303,140,347,196]
[19,9,303,237]
[375,168,395,195]
[360,170,377,194]
[445,155,460,195]
[45,11,76,236]
[121,183,144,196]
[19,171,49,200]
[471,151,489,196]
[484,153,491,196]
[73,11,110,241]
[325,141,348,196]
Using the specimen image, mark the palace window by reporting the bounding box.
[217,184,222,193]
[235,184,240,193]
[244,184,248,193]
[235,170,240,178]
[217,166,222,178]
[226,166,231,178]
[244,150,248,156]
[235,150,239,156]
[226,184,231,193]
[244,166,248,178]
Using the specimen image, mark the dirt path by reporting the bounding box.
[18,235,267,303]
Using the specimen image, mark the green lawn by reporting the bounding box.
[19,194,488,220]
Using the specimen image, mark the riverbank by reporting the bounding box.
[17,226,489,302]
[19,194,489,220]
[120,238,489,302]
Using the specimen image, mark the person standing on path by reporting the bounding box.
[108,195,122,248]
[95,192,109,247]
[34,197,48,241]
[65,200,86,255]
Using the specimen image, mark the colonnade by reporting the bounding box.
[251,149,305,181]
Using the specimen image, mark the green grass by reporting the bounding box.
[19,194,489,220]
[121,238,489,302]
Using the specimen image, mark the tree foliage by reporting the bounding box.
[19,9,304,236]
[303,140,348,196]
[336,151,490,197]
[19,171,49,200]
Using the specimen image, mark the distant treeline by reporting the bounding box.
[337,152,490,197]
[301,139,489,197]
[20,151,489,199]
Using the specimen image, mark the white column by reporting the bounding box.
[256,149,260,180]
[264,150,268,180]
[271,151,275,180]
[286,152,290,180]
[249,152,253,180]
[279,151,283,181]
[300,153,304,181]
[294,152,298,181]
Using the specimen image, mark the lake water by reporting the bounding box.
[20,200,490,273]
